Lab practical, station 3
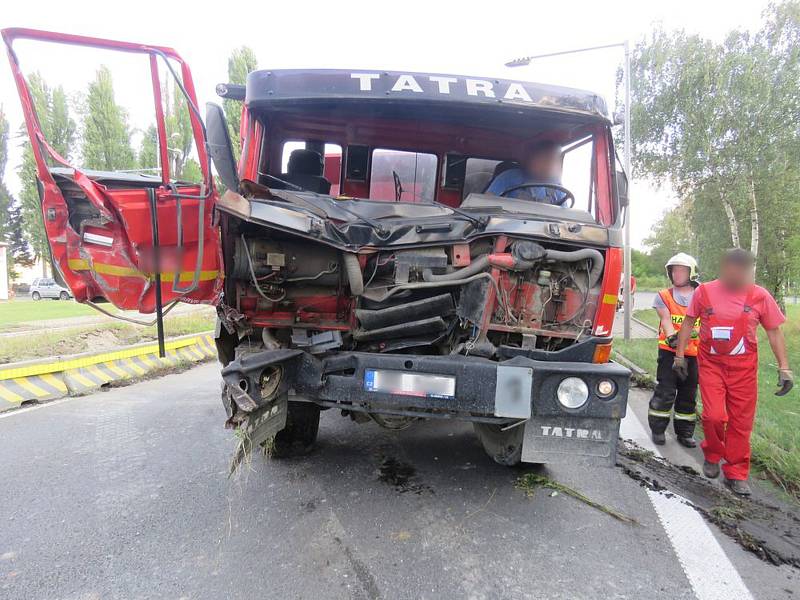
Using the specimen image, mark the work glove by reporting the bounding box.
[666,334,679,349]
[672,356,688,381]
[776,369,794,397]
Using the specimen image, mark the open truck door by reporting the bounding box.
[2,28,223,316]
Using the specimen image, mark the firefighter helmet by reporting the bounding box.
[665,253,699,287]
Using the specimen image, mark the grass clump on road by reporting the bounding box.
[516,473,638,524]
[614,305,800,501]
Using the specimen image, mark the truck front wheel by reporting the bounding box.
[272,401,321,458]
[473,422,523,466]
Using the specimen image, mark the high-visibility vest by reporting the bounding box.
[657,288,700,356]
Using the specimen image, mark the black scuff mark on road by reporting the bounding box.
[376,456,433,495]
[618,439,800,568]
[333,535,382,600]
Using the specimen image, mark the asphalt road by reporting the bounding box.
[0,363,796,599]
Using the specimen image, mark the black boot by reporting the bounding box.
[651,431,666,446]
[677,436,697,448]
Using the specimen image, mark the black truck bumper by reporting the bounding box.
[220,337,630,466]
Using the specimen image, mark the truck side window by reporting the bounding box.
[369,149,437,203]
[561,136,595,215]
[280,141,342,194]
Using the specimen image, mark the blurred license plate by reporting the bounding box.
[364,369,455,400]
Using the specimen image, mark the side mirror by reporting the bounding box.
[614,169,629,208]
[205,102,239,192]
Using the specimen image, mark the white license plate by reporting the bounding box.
[364,369,455,400]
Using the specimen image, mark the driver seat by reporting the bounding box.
[281,149,331,194]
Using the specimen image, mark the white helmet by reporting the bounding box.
[665,253,699,286]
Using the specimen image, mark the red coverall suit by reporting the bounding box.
[686,281,785,480]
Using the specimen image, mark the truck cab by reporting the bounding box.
[4,30,629,467]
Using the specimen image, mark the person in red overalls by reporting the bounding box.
[674,249,793,495]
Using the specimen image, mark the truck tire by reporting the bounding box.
[272,401,321,458]
[473,422,523,466]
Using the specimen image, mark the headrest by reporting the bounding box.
[287,149,324,176]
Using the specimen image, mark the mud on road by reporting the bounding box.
[618,441,800,568]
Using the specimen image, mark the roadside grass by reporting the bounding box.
[0,308,215,364]
[0,299,107,326]
[614,305,800,501]
[633,308,660,330]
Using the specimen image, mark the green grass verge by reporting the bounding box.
[633,308,660,330]
[0,308,215,364]
[0,299,107,326]
[614,305,800,500]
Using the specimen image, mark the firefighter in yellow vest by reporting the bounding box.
[648,253,701,447]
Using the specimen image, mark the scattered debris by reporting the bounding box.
[377,456,432,495]
[618,439,800,567]
[516,473,639,525]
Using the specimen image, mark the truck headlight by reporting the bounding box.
[557,377,589,409]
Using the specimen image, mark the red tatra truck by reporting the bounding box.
[4,28,629,467]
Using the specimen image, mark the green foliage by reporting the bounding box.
[138,79,203,182]
[630,1,800,303]
[81,65,135,171]
[224,46,257,161]
[138,124,159,171]
[16,73,76,261]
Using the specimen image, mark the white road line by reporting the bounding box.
[620,409,754,600]
[0,397,73,420]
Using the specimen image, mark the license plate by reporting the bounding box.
[364,369,455,400]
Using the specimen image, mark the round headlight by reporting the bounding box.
[557,377,589,409]
[597,379,616,398]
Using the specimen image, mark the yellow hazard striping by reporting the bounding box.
[1,335,215,412]
[40,373,68,393]
[602,293,618,305]
[0,384,24,404]
[66,258,219,283]
[15,377,50,397]
[122,358,146,376]
[138,354,158,370]
[187,346,205,360]
[86,364,113,383]
[0,333,213,380]
[105,361,131,379]
[68,371,97,390]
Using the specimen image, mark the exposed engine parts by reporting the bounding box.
[230,231,605,358]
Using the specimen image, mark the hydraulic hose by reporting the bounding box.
[422,255,491,282]
[419,245,604,288]
[542,248,604,288]
[343,253,364,296]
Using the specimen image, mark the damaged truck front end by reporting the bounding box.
[209,70,630,468]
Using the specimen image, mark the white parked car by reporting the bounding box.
[30,278,72,301]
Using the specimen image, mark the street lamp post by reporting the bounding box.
[506,41,633,341]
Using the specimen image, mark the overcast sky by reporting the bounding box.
[0,0,770,249]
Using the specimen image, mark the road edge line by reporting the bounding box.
[620,409,754,600]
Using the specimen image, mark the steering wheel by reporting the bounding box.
[500,182,575,208]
